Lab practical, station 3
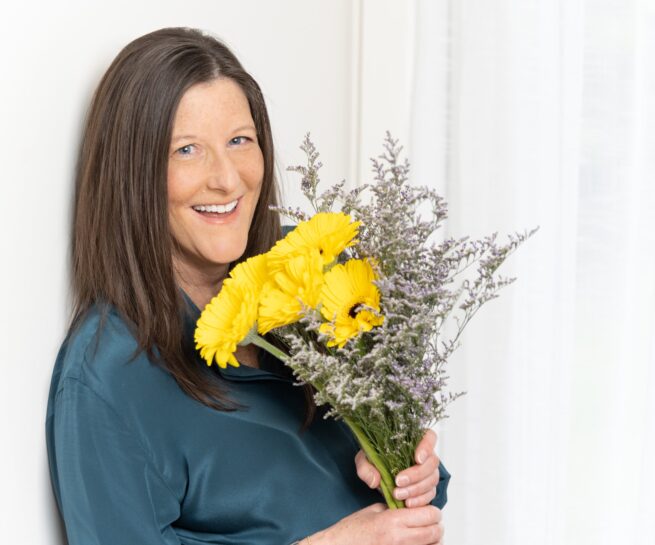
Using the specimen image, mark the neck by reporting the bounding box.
[173,255,229,311]
[173,254,260,369]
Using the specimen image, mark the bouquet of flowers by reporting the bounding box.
[195,133,537,509]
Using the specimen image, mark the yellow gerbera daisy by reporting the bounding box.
[258,248,325,334]
[228,252,270,287]
[318,258,385,348]
[194,254,269,368]
[267,212,361,272]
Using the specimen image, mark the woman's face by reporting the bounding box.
[168,78,264,281]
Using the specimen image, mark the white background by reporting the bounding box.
[2,1,654,544]
[1,1,399,542]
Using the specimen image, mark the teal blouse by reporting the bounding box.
[46,296,450,545]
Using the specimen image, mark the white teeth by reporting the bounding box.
[193,200,238,214]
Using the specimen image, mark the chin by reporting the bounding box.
[206,242,248,267]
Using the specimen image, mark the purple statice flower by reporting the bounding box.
[270,133,537,479]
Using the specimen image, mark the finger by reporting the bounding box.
[355,449,381,489]
[398,504,442,527]
[355,450,380,488]
[427,521,445,545]
[395,451,439,488]
[404,487,437,508]
[414,428,438,465]
[430,521,446,545]
[400,524,444,545]
[395,474,438,504]
[394,461,439,502]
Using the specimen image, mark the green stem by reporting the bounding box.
[343,416,404,510]
[244,332,290,363]
[243,331,403,509]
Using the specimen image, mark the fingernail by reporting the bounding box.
[417,451,426,464]
[395,488,408,500]
[369,475,376,488]
[396,475,409,487]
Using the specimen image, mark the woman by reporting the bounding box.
[45,27,450,545]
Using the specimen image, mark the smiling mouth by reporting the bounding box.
[192,199,239,218]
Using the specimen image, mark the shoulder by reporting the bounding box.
[52,304,171,407]
[58,304,139,381]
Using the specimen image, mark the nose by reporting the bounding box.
[205,148,240,192]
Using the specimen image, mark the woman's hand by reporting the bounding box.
[355,429,441,508]
[307,502,444,545]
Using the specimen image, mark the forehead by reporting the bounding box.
[172,78,253,133]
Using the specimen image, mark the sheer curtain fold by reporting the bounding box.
[407,1,655,543]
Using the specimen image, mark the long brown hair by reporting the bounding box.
[70,27,319,430]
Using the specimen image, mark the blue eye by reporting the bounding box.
[229,136,250,146]
[176,144,195,156]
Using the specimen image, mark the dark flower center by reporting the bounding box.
[348,303,364,319]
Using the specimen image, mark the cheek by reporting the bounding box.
[167,164,199,226]
[166,167,192,240]
[241,148,265,189]
[167,165,184,207]
[250,171,264,213]
[238,152,265,218]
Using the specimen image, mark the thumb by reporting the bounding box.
[355,449,381,488]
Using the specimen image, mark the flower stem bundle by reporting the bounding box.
[195,133,538,509]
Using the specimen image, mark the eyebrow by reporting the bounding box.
[172,135,196,143]
[172,125,257,143]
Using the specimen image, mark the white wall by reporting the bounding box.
[1,1,399,541]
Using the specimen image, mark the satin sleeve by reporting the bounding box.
[432,461,451,509]
[51,378,183,545]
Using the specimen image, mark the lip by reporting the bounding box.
[192,197,241,224]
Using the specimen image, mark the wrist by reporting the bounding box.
[296,528,329,545]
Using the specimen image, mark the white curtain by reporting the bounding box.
[407,1,655,543]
